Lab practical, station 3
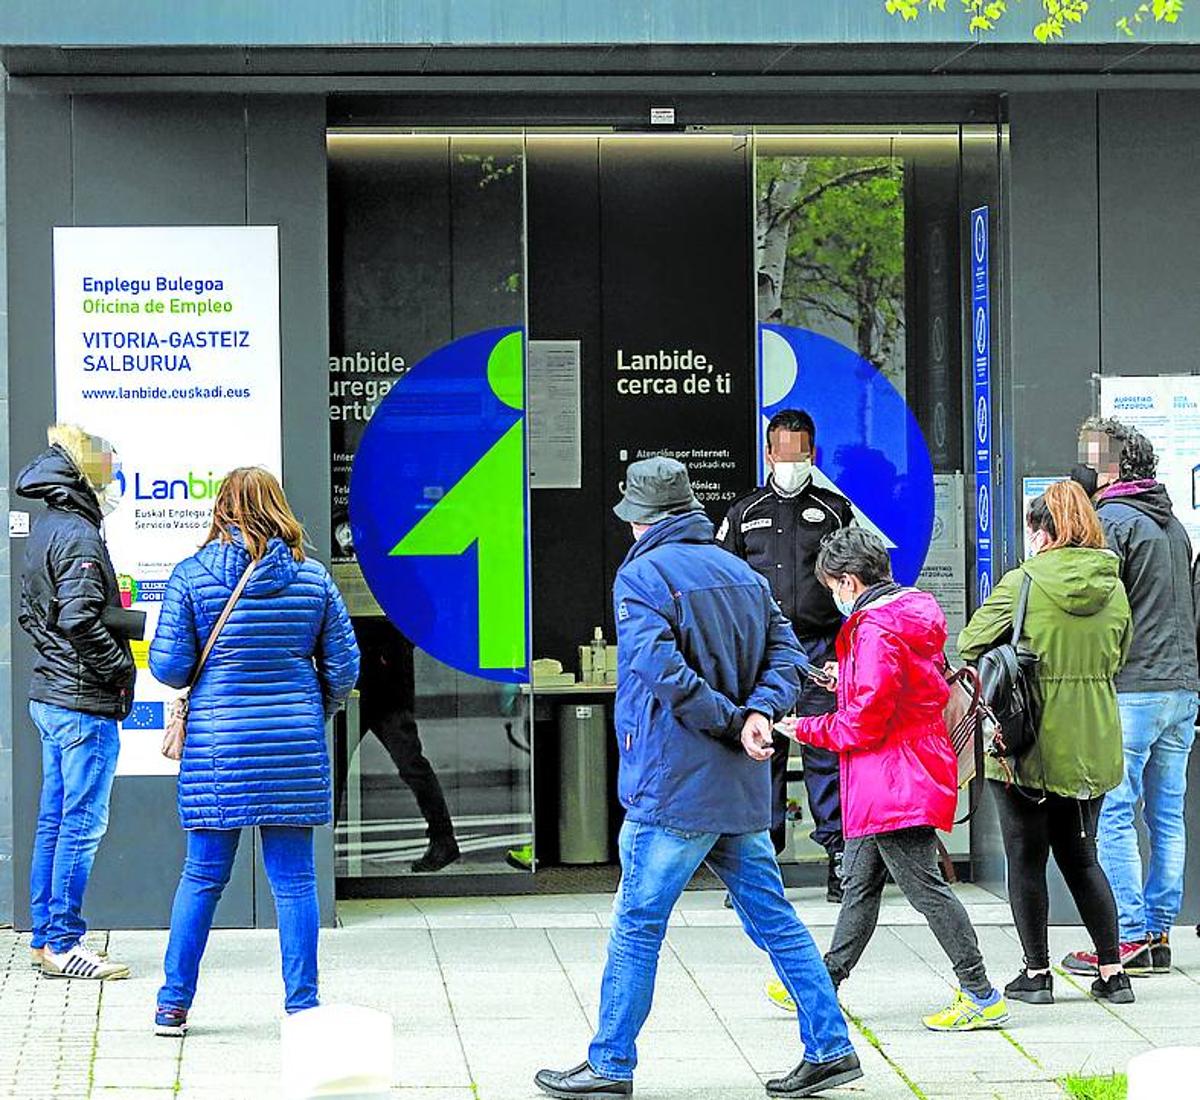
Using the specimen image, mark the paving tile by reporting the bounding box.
[1023,1039,1154,1078]
[510,911,601,929]
[389,1091,478,1100]
[91,1056,180,1089]
[91,1091,180,1100]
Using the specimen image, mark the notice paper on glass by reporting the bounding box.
[1099,374,1200,551]
[528,339,582,489]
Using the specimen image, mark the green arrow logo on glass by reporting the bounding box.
[389,330,527,671]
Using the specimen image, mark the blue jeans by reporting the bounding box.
[159,826,319,1014]
[28,700,120,955]
[1098,690,1199,941]
[589,821,853,1080]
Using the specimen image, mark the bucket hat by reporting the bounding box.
[613,456,703,524]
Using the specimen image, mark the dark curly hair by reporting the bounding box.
[815,527,893,586]
[1079,416,1158,482]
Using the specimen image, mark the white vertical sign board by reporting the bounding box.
[916,473,967,657]
[53,226,282,775]
[1099,375,1200,551]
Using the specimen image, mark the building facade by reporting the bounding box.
[2,3,1200,928]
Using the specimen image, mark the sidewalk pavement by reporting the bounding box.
[2,883,1196,1100]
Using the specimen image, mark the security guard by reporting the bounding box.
[719,408,852,905]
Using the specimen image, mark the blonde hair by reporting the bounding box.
[205,467,307,562]
[1027,480,1105,551]
[47,424,114,489]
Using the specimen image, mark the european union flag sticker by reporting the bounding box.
[123,701,165,730]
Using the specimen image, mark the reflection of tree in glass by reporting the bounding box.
[757,156,904,380]
[457,151,524,297]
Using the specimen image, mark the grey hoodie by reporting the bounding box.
[1096,481,1199,694]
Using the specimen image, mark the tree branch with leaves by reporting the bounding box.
[885,0,1185,41]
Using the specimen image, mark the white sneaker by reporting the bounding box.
[41,943,130,981]
[31,940,108,969]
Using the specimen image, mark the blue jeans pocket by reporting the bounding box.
[32,702,90,750]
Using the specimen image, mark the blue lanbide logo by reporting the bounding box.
[349,327,529,685]
[759,324,935,586]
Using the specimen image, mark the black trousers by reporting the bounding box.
[336,619,454,840]
[990,780,1119,970]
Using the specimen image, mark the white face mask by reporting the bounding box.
[97,479,122,518]
[772,460,813,494]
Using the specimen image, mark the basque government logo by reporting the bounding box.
[350,327,529,684]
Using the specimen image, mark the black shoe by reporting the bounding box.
[1148,933,1172,973]
[723,892,735,910]
[534,1062,632,1098]
[1004,970,1054,1005]
[826,851,844,904]
[766,1052,862,1098]
[411,835,460,874]
[1091,972,1135,1005]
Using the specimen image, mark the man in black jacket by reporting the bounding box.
[1064,418,1199,978]
[16,426,134,981]
[719,408,853,907]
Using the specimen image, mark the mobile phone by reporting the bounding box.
[805,665,835,689]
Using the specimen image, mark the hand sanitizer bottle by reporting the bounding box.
[590,627,607,684]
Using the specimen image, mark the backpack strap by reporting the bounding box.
[1012,571,1033,644]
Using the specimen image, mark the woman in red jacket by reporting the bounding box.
[780,528,1007,1032]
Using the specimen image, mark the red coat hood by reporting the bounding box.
[846,588,948,661]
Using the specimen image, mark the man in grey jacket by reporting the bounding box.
[1064,418,1199,977]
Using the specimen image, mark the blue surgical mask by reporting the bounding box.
[834,593,855,618]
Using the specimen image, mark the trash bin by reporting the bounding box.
[558,703,610,864]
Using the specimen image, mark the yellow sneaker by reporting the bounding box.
[922,990,1009,1032]
[764,978,797,1014]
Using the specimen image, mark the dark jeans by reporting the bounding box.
[991,780,1120,969]
[772,633,843,855]
[341,618,453,839]
[159,826,319,1014]
[825,826,991,998]
[29,701,120,954]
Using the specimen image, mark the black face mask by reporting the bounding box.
[1070,463,1099,497]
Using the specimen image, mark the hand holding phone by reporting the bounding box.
[805,663,837,692]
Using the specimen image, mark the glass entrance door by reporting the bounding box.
[327,132,534,888]
[325,122,1005,895]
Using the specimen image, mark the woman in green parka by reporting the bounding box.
[959,480,1133,1007]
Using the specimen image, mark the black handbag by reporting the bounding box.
[976,572,1043,762]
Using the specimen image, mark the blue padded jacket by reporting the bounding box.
[614,511,808,835]
[149,535,360,830]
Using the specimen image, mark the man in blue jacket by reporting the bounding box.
[534,458,860,1100]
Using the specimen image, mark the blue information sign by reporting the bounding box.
[970,206,993,604]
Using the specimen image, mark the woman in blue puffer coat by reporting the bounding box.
[149,467,359,1036]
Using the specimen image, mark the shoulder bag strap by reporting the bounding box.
[1011,572,1033,645]
[187,560,255,690]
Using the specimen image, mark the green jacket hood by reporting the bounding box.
[1022,547,1121,618]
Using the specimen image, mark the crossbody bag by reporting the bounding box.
[161,560,256,761]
